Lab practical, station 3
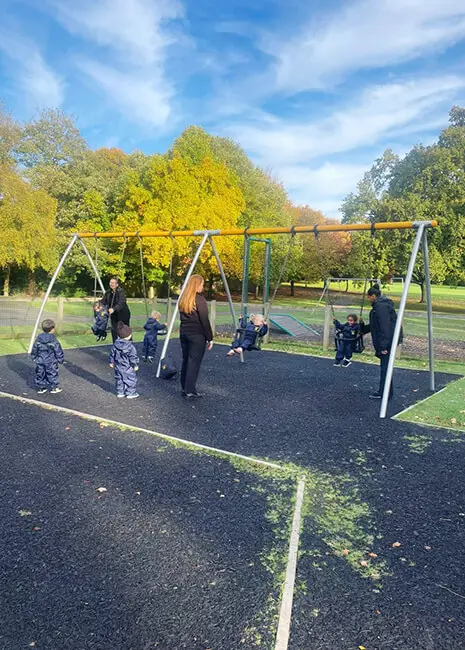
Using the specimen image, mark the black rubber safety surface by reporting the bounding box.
[1,343,465,649]
[0,398,294,650]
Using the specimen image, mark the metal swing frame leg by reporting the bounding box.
[78,238,106,295]
[380,223,434,417]
[156,232,210,378]
[28,235,79,354]
[208,236,237,332]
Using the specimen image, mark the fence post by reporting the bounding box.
[209,300,216,336]
[323,302,332,351]
[56,296,64,334]
[396,344,402,360]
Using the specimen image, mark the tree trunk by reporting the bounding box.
[345,280,349,292]
[255,285,260,299]
[3,266,10,296]
[27,270,36,296]
[290,279,295,297]
[206,276,214,300]
[420,282,425,303]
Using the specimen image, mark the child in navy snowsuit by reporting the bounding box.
[92,300,109,341]
[109,321,140,398]
[227,314,268,356]
[333,314,360,367]
[31,319,64,394]
[142,310,166,362]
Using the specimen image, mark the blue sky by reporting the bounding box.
[1,0,465,216]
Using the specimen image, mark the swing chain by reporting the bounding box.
[265,225,297,320]
[166,233,175,320]
[137,232,150,319]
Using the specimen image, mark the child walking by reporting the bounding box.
[142,310,167,362]
[109,321,140,398]
[31,319,64,394]
[91,300,109,341]
[333,314,360,367]
[227,314,268,356]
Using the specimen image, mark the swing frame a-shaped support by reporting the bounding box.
[155,230,238,377]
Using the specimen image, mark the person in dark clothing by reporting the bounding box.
[227,313,268,356]
[142,310,167,362]
[178,274,213,399]
[333,313,360,367]
[102,278,131,343]
[361,285,402,400]
[109,321,139,398]
[31,319,64,394]
[91,300,109,341]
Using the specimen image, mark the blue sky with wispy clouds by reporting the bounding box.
[1,0,465,216]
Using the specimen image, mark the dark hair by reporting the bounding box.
[367,283,381,297]
[109,277,119,284]
[42,319,55,333]
[347,313,358,322]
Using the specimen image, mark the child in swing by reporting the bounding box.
[91,300,109,341]
[142,310,167,362]
[227,313,268,356]
[333,313,360,367]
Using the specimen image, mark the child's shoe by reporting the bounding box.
[37,388,47,394]
[126,393,139,399]
[117,393,125,398]
[333,361,341,367]
[50,387,62,394]
[147,356,154,363]
[226,350,235,357]
[342,359,352,367]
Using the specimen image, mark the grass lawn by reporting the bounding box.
[395,376,465,432]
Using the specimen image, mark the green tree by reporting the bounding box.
[0,165,57,295]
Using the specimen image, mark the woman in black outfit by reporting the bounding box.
[102,277,131,343]
[178,274,213,399]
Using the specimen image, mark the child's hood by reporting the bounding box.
[37,332,57,344]
[114,338,135,352]
[145,317,159,326]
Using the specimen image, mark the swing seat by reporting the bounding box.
[234,327,264,352]
[333,332,365,354]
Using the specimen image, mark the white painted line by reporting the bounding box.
[392,377,464,420]
[0,391,282,470]
[274,477,306,650]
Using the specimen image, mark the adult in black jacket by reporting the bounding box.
[362,285,402,400]
[102,278,131,343]
[178,274,213,399]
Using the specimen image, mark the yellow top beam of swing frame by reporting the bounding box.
[76,220,438,239]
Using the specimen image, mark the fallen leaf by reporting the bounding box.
[135,491,141,496]
[32,526,41,532]
[359,646,366,650]
[99,422,109,428]
[18,510,32,517]
[424,545,432,551]
[96,487,107,493]
[376,610,381,615]
[392,542,401,548]
[451,418,457,424]
[342,549,350,556]
[360,560,369,567]
[368,552,378,558]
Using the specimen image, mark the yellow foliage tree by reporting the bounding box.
[0,165,57,295]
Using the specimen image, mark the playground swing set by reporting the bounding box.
[27,220,438,419]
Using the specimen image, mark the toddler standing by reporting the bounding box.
[109,321,139,398]
[31,319,64,394]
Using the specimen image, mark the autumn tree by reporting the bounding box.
[0,165,57,295]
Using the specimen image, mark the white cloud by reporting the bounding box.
[265,0,465,92]
[0,29,63,107]
[226,75,465,165]
[52,0,183,65]
[77,59,171,127]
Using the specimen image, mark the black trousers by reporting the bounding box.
[379,353,393,398]
[110,315,131,343]
[180,332,206,394]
